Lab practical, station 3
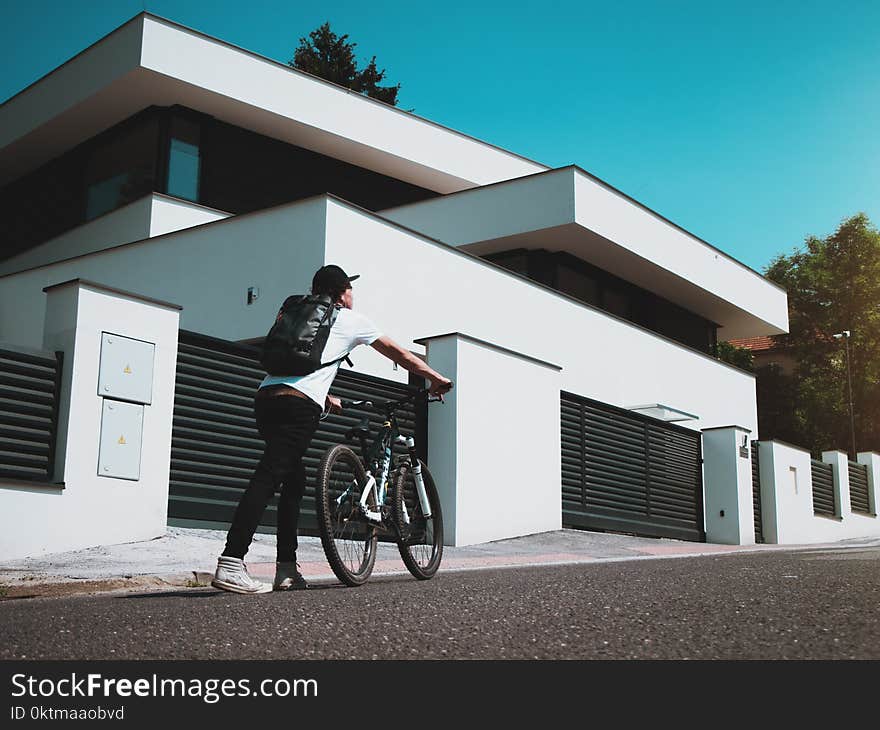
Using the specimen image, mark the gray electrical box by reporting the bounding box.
[98,332,155,404]
[98,399,144,481]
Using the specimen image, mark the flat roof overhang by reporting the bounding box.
[0,13,547,191]
[380,167,789,340]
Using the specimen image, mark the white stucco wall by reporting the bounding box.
[324,199,759,434]
[420,334,562,546]
[380,168,789,339]
[0,197,327,349]
[382,168,575,245]
[572,172,788,339]
[0,281,180,559]
[758,441,880,544]
[0,197,153,277]
[149,195,230,236]
[0,194,758,436]
[0,195,229,279]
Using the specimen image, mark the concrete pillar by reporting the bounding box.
[701,426,755,544]
[856,452,880,516]
[414,332,562,546]
[0,279,181,559]
[822,450,850,519]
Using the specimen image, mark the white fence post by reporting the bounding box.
[415,332,562,546]
[856,452,880,516]
[701,426,755,544]
[822,450,851,520]
[0,279,181,559]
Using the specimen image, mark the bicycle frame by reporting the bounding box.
[334,392,433,527]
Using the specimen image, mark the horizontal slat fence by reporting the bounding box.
[561,391,704,542]
[751,441,763,543]
[0,344,63,483]
[848,461,871,514]
[168,330,423,534]
[810,459,836,517]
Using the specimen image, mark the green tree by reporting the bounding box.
[289,23,402,106]
[713,341,754,371]
[759,213,880,454]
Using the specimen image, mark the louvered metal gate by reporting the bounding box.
[751,440,763,543]
[811,459,835,517]
[0,344,63,483]
[848,461,871,514]
[168,330,424,533]
[561,391,705,541]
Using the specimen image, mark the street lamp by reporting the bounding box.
[832,330,856,456]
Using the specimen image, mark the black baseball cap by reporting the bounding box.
[311,265,360,295]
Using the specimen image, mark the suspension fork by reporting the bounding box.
[404,435,432,518]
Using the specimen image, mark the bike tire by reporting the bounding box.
[315,444,378,587]
[392,460,444,580]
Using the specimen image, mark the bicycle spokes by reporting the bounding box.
[318,446,377,584]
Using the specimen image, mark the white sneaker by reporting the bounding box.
[211,556,271,594]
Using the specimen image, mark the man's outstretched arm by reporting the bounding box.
[370,335,453,395]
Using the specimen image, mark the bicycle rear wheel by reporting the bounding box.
[316,444,378,587]
[392,460,443,580]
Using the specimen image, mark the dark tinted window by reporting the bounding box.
[167,116,201,202]
[557,263,599,305]
[1,110,161,261]
[199,119,438,214]
[482,247,717,353]
[1,104,437,263]
[84,115,159,220]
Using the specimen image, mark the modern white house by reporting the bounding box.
[1,13,878,560]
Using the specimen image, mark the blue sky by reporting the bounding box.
[2,0,878,272]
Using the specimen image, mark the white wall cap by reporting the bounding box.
[765,439,813,455]
[701,425,754,433]
[42,278,183,311]
[414,332,562,371]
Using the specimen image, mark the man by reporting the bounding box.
[212,265,453,594]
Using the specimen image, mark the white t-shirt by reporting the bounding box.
[260,308,382,408]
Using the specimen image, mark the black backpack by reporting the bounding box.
[260,294,351,376]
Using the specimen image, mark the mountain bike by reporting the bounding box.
[315,387,450,587]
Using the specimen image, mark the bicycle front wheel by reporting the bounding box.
[316,444,378,587]
[392,460,444,580]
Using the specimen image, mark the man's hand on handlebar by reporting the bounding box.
[325,394,343,415]
[428,376,454,401]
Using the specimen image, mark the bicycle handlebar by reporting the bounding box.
[339,384,453,413]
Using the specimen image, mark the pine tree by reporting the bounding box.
[289,23,401,106]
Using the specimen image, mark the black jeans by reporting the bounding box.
[222,394,322,562]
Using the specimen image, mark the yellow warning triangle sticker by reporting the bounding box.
[123,365,132,374]
[118,435,126,445]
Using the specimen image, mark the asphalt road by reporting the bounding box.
[2,546,879,660]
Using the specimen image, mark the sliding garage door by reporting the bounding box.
[561,391,705,542]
